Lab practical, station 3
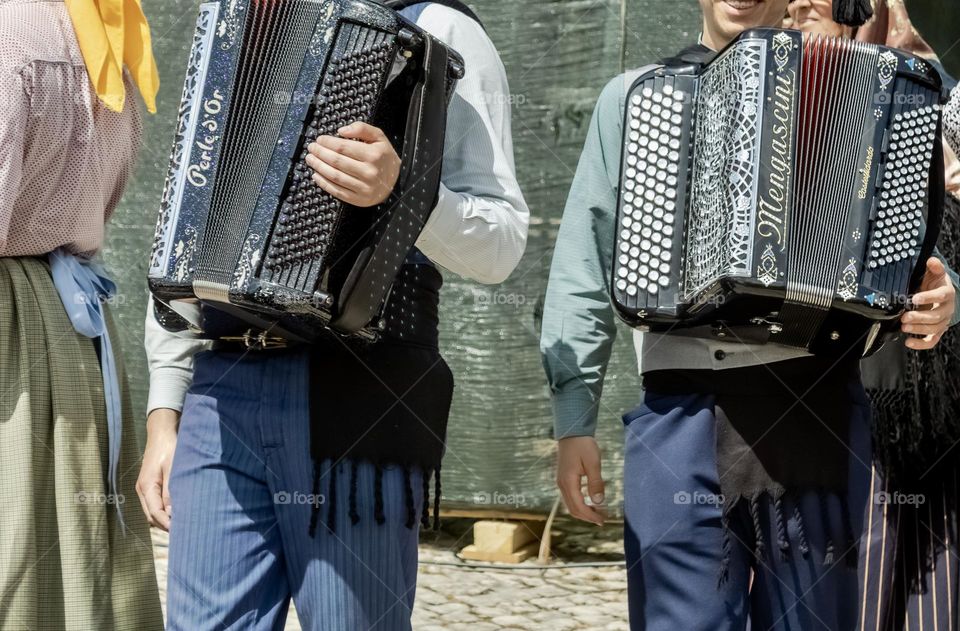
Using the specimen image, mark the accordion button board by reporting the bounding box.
[612,28,945,356]
[617,81,695,310]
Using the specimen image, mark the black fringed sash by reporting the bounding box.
[306,258,454,536]
[644,354,866,585]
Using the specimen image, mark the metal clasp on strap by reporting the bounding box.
[219,329,288,350]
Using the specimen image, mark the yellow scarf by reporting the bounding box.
[64,0,160,113]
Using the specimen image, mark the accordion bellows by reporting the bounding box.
[612,28,945,356]
[148,0,463,341]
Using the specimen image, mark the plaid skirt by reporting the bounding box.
[0,257,162,630]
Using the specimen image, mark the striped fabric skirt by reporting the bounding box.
[0,257,162,630]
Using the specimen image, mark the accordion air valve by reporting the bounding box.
[612,28,946,356]
[148,0,464,342]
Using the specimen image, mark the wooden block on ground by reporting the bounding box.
[459,520,546,563]
[460,541,540,564]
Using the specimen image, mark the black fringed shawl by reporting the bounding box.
[863,194,960,625]
[644,354,866,585]
[307,257,454,535]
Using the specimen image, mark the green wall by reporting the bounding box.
[107,0,959,513]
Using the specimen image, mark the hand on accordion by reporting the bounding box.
[902,257,957,350]
[306,121,401,208]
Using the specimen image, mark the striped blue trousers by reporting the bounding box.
[623,388,875,630]
[166,349,424,631]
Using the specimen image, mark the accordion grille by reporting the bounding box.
[196,0,322,287]
[682,39,765,299]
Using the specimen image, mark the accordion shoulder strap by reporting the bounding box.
[381,0,486,30]
[912,117,946,291]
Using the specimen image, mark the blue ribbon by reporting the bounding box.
[49,249,125,531]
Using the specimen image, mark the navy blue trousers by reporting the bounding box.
[166,349,422,631]
[623,389,876,630]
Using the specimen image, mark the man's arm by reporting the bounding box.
[144,297,210,414]
[137,298,210,530]
[304,8,528,285]
[540,75,631,525]
[540,76,627,440]
[408,6,529,285]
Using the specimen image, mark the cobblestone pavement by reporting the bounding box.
[152,517,629,630]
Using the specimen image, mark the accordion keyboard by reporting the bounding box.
[615,78,695,313]
[264,26,396,290]
[865,99,940,299]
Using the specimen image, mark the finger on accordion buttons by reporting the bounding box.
[311,172,357,205]
[316,134,376,161]
[312,159,365,193]
[305,147,367,184]
[338,121,388,143]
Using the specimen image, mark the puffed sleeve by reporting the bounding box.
[0,69,27,252]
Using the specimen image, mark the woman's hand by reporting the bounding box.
[556,436,607,525]
[136,408,180,531]
[305,122,401,208]
[902,257,957,350]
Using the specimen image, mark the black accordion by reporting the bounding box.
[148,0,464,342]
[612,28,946,356]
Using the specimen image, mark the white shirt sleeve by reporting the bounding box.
[144,296,210,414]
[411,5,529,284]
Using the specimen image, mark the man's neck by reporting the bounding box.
[700,28,730,53]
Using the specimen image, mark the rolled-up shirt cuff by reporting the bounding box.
[415,183,461,256]
[147,366,194,414]
[552,387,601,439]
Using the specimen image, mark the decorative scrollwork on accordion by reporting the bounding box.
[682,39,764,300]
[878,51,898,91]
[233,233,262,289]
[150,3,219,276]
[218,0,244,50]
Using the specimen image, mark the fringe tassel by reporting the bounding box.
[821,494,835,565]
[774,496,790,561]
[326,461,338,534]
[421,468,431,529]
[433,464,442,531]
[374,463,385,525]
[348,460,360,526]
[717,510,732,588]
[749,495,765,562]
[794,504,810,558]
[841,495,858,567]
[308,461,322,538]
[403,466,416,529]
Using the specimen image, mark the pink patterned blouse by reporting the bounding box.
[0,0,143,258]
